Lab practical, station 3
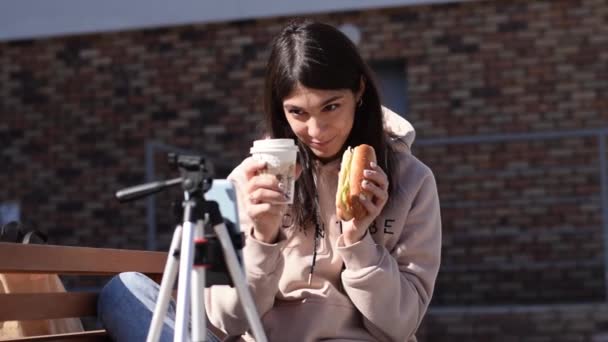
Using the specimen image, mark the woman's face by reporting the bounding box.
[282,83,362,161]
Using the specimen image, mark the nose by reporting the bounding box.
[307,117,327,139]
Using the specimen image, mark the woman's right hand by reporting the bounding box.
[243,157,290,243]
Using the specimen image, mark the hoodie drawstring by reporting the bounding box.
[308,186,324,285]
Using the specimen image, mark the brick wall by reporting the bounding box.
[427,137,605,305]
[418,304,608,341]
[1,0,607,339]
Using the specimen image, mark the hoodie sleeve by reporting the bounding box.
[205,162,286,335]
[336,170,442,341]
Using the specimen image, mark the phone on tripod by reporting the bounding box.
[205,179,240,230]
[117,156,267,342]
[202,179,244,286]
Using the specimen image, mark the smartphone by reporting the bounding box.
[203,179,244,285]
[204,179,241,233]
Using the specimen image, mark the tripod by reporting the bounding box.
[116,154,267,342]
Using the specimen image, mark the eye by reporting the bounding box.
[323,103,340,112]
[287,108,304,116]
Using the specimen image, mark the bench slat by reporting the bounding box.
[0,293,98,321]
[2,329,109,341]
[0,242,166,275]
[0,243,168,341]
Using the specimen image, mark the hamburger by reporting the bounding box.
[336,144,377,221]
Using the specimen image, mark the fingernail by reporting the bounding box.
[363,170,372,177]
[359,193,367,201]
[370,162,377,168]
[362,180,368,187]
[278,182,285,190]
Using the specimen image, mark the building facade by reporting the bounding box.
[2,0,608,340]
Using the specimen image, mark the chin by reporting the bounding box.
[311,148,340,162]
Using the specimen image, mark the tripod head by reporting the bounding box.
[115,153,212,202]
[169,153,213,196]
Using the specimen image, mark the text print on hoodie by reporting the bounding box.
[205,107,442,342]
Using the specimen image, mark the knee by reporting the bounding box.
[116,271,147,288]
[98,272,143,318]
[100,272,143,295]
[98,272,159,341]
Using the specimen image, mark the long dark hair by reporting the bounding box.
[263,20,394,229]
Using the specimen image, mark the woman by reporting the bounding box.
[99,20,441,342]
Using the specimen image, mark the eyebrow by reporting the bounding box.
[284,95,344,109]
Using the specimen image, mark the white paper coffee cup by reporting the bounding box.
[250,139,298,204]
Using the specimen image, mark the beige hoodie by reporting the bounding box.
[206,108,442,341]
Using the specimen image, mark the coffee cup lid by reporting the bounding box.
[250,139,298,154]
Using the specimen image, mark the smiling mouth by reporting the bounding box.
[310,137,334,147]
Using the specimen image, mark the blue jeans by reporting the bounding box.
[98,272,222,342]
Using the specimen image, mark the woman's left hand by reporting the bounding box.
[342,162,390,246]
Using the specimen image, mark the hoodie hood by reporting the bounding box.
[382,106,416,148]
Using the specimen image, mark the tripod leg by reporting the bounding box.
[214,223,268,342]
[191,219,207,342]
[147,225,183,342]
[175,217,196,342]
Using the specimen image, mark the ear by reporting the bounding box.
[356,76,366,102]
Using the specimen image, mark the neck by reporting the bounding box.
[315,154,339,165]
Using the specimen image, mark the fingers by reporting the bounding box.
[362,162,389,191]
[249,186,289,205]
[354,162,388,220]
[246,172,283,194]
[246,171,289,205]
[246,202,287,221]
[358,189,383,214]
[361,179,388,206]
[243,157,268,180]
[245,157,302,182]
[242,156,291,240]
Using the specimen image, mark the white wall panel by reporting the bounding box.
[0,0,469,41]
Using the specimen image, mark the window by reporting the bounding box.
[370,60,408,117]
[0,201,20,225]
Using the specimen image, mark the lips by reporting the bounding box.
[309,137,334,148]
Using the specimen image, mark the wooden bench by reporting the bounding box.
[0,242,167,341]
